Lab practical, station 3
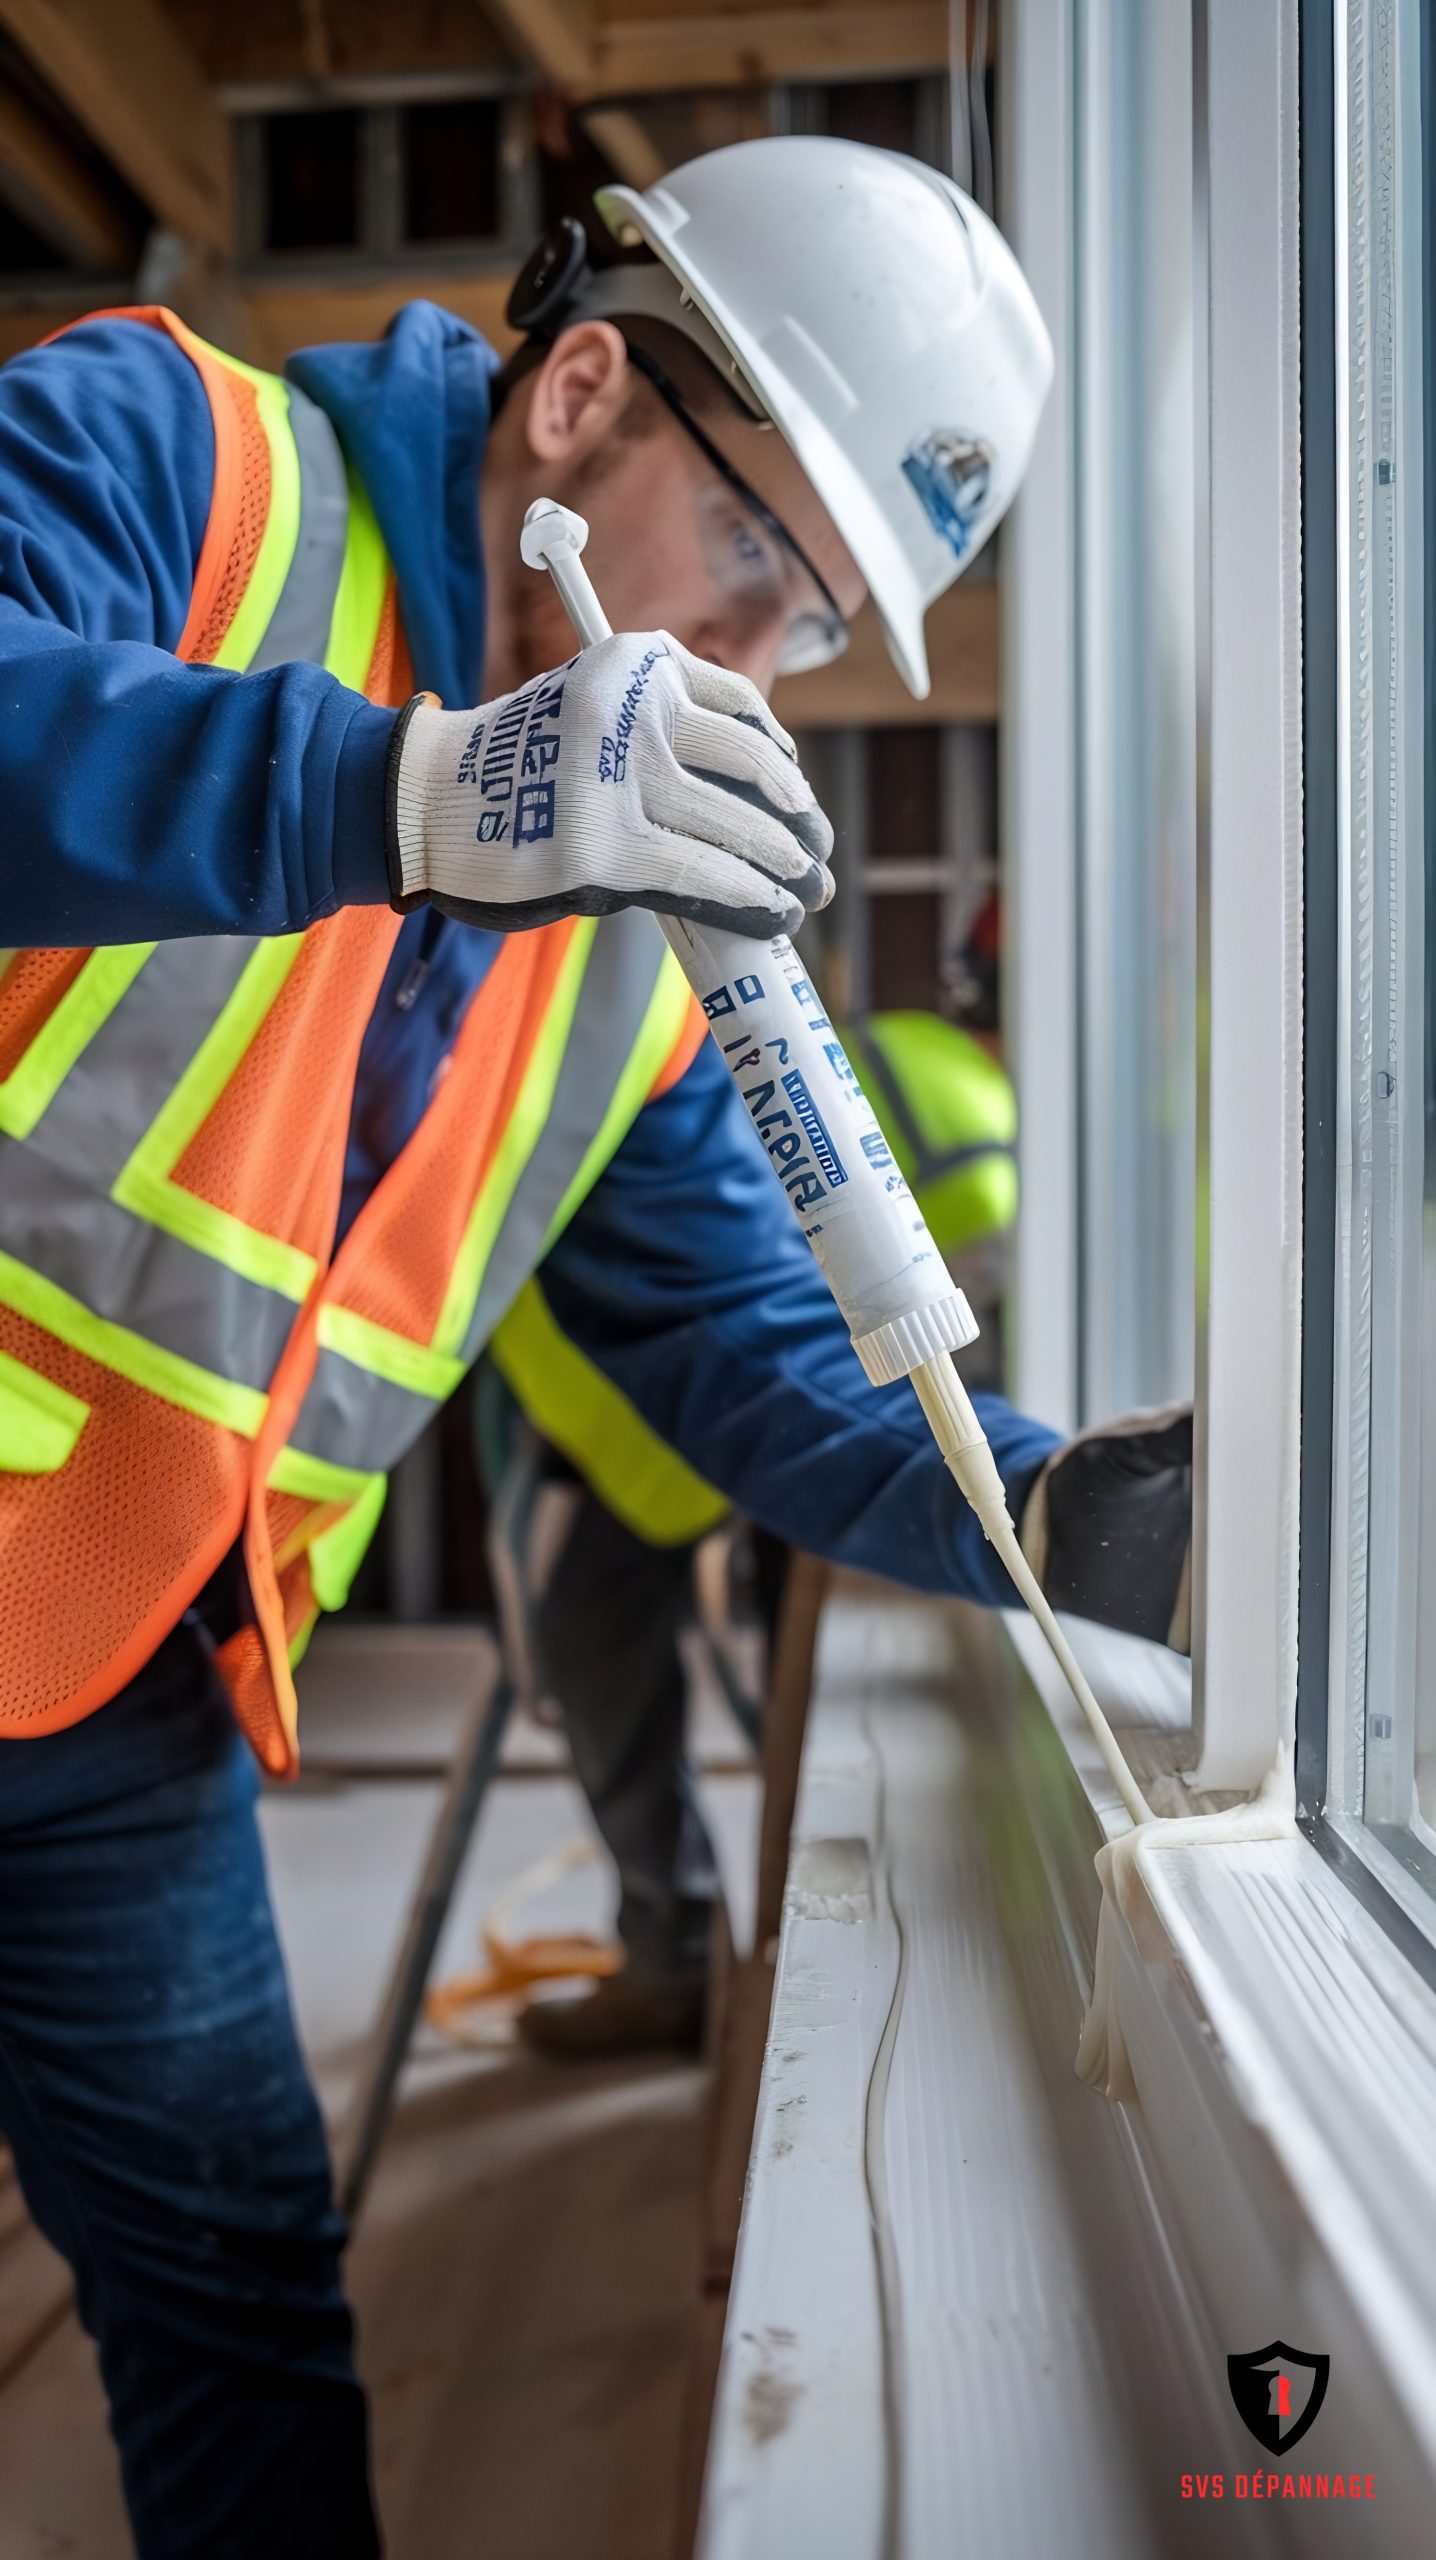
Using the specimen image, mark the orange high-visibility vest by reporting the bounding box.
[0,307,705,1774]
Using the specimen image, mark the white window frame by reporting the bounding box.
[1188,0,1306,1788]
[1318,0,1433,1902]
[701,15,1436,2535]
[1004,0,1302,1787]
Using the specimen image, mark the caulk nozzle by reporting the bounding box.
[520,499,590,572]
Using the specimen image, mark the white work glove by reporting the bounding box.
[386,634,834,937]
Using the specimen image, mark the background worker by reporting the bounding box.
[0,138,1191,2559]
[482,1007,1026,2057]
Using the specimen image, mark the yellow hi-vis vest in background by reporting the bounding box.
[0,305,705,1773]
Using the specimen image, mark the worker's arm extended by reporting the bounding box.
[0,317,396,944]
[533,1035,1061,1608]
[0,317,831,949]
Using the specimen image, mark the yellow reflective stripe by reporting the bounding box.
[110,938,316,1301]
[317,1302,465,1401]
[491,1279,729,1547]
[101,455,383,1296]
[432,922,597,1358]
[0,1345,89,1473]
[288,1607,321,1671]
[541,948,694,1254]
[0,1245,266,1437]
[308,1470,388,1611]
[267,1442,378,1505]
[0,947,155,1139]
[324,472,387,688]
[209,368,302,675]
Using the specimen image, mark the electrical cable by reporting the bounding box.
[424,1837,620,2045]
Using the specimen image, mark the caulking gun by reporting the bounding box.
[520,498,1152,1826]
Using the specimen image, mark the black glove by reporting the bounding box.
[1019,1405,1192,1653]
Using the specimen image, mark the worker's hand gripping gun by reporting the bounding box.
[521,500,1152,1827]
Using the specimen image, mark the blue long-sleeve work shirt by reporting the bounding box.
[0,306,1059,1608]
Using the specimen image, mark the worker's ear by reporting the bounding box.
[524,321,632,467]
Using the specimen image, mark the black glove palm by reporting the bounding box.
[1019,1405,1193,1653]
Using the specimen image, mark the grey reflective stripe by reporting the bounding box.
[23,940,257,1190]
[286,912,669,1477]
[0,1141,297,1391]
[842,1022,928,1170]
[907,1134,1016,1186]
[0,381,356,1445]
[248,384,351,673]
[287,1346,439,1475]
[844,1022,1014,1192]
[463,911,667,1358]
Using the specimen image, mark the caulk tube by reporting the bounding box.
[659,913,978,1379]
[521,504,1155,1818]
[520,499,978,1387]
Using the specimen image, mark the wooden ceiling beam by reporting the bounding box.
[581,4,949,100]
[477,0,597,95]
[579,105,668,187]
[0,85,136,272]
[0,0,232,251]
[481,0,947,111]
[478,0,668,184]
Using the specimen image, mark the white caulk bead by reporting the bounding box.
[852,1291,979,1387]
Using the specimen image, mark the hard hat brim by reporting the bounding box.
[596,179,933,701]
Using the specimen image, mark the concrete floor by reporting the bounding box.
[0,1623,760,2560]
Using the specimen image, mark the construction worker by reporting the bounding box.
[489,1007,1024,2057]
[0,140,1192,2558]
[841,1007,1019,1248]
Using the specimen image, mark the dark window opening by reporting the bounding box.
[870,892,947,1011]
[402,97,502,244]
[810,79,923,159]
[262,108,361,253]
[0,195,66,276]
[867,725,942,863]
[536,99,623,245]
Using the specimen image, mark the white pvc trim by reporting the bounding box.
[1190,0,1305,1788]
[1328,0,1429,1829]
[1009,1607,1436,2525]
[1000,0,1081,1437]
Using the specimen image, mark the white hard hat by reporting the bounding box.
[590,136,1053,700]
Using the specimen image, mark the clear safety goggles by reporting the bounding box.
[622,339,850,677]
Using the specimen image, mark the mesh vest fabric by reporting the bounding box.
[0,306,707,1771]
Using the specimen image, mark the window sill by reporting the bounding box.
[1005,1610,1436,2512]
[700,1592,1436,2556]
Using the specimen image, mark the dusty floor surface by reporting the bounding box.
[0,1623,759,2560]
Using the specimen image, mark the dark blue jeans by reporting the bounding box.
[0,1622,381,2558]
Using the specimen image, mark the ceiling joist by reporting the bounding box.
[481,0,948,105]
[0,85,135,272]
[0,0,231,251]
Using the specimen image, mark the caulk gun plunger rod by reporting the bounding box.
[519,499,1154,1826]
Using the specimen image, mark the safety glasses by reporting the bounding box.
[621,338,850,676]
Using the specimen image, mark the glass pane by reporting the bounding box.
[1073,0,1198,1417]
[1328,0,1433,1864]
[1413,0,1436,1830]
